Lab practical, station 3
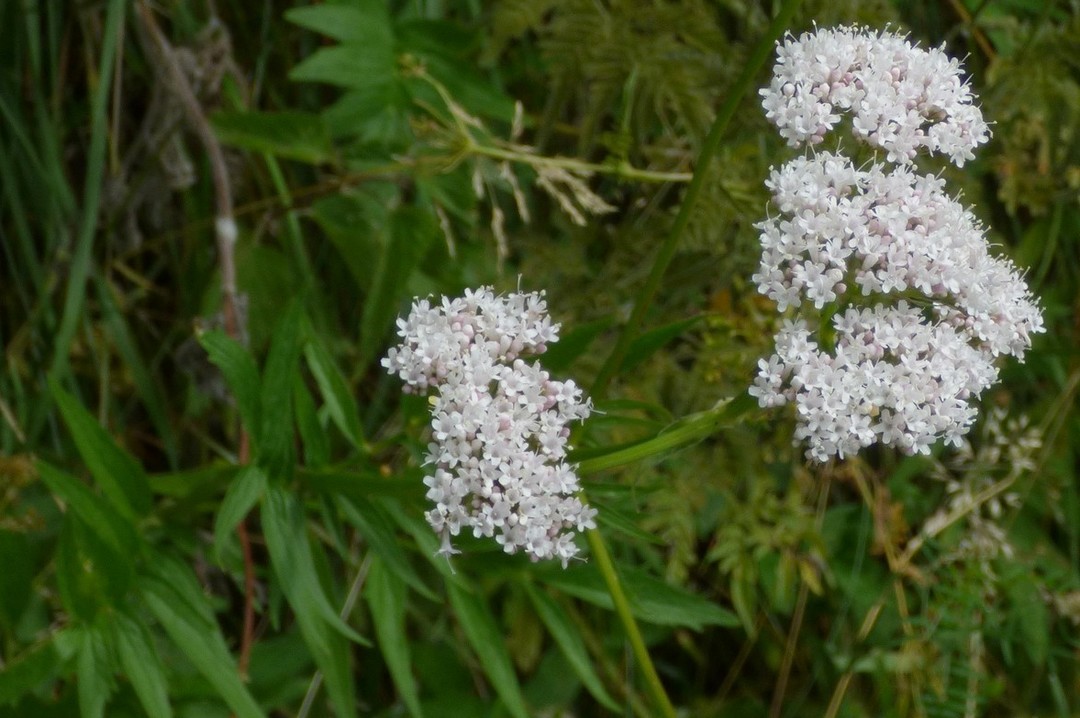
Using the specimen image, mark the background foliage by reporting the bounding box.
[1,1,1078,716]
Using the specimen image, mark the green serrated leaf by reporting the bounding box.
[285,2,394,45]
[141,560,265,718]
[304,339,364,450]
[213,465,268,564]
[77,624,113,718]
[38,461,138,560]
[289,45,396,91]
[197,329,262,449]
[259,301,304,481]
[48,380,151,517]
[55,517,98,619]
[523,584,618,711]
[446,582,530,718]
[366,558,426,718]
[294,379,330,468]
[262,488,368,645]
[114,612,173,718]
[262,487,364,718]
[212,110,333,164]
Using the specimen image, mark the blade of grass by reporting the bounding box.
[50,0,126,379]
[94,272,179,467]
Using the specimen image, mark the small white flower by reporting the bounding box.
[384,287,593,566]
[760,25,991,166]
[752,27,1043,462]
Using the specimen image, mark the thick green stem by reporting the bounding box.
[590,0,803,399]
[586,526,677,718]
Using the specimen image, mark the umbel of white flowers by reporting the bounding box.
[383,287,596,566]
[752,25,1044,462]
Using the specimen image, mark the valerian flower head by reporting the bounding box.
[760,25,990,166]
[752,27,1044,462]
[383,286,595,566]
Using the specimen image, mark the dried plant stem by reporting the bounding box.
[466,142,693,184]
[590,0,803,399]
[824,599,884,718]
[716,613,764,703]
[136,2,241,338]
[769,582,809,718]
[770,472,831,717]
[136,0,255,676]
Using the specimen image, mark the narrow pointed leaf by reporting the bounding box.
[360,207,436,368]
[523,584,619,711]
[304,340,364,449]
[48,380,151,517]
[142,568,265,718]
[198,329,262,445]
[366,558,425,717]
[213,465,268,564]
[539,564,739,631]
[262,487,363,718]
[285,3,394,45]
[77,625,112,718]
[262,487,368,644]
[340,497,437,601]
[95,273,178,467]
[212,110,333,164]
[0,640,61,705]
[115,612,173,718]
[38,461,137,559]
[259,301,304,480]
[446,582,530,718]
[294,379,330,468]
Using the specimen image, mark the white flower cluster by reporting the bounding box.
[383,287,596,566]
[760,25,990,165]
[752,26,1044,462]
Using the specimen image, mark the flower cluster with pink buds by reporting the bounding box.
[383,287,595,566]
[760,25,990,165]
[752,26,1044,462]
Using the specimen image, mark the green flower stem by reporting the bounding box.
[585,525,677,718]
[577,394,757,476]
[590,0,803,400]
